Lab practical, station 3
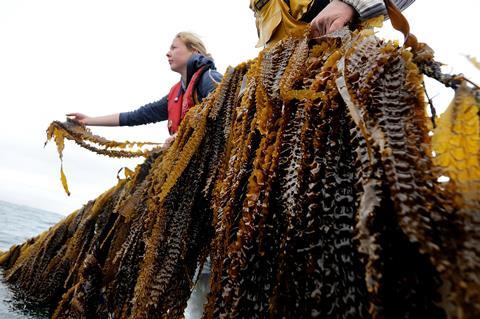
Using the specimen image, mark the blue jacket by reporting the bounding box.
[119,54,222,127]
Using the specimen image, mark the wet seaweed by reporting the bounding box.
[1,26,479,319]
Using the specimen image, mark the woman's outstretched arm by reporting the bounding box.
[67,95,169,127]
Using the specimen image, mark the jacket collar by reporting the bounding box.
[184,54,216,88]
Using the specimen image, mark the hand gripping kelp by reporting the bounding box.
[1,4,480,319]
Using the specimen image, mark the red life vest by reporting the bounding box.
[167,66,207,135]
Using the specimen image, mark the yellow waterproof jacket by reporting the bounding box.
[250,0,313,47]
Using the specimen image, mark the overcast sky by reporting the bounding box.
[0,0,478,215]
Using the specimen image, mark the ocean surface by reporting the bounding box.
[0,200,207,318]
[0,200,63,319]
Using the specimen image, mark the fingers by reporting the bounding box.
[66,113,87,123]
[310,16,328,37]
[162,134,177,150]
[326,19,345,34]
[311,18,348,39]
[310,22,324,38]
[309,0,355,38]
[66,113,80,120]
[65,114,84,125]
[70,118,83,125]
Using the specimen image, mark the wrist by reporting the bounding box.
[332,0,356,12]
[332,0,356,21]
[83,117,93,125]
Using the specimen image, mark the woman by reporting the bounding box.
[68,31,221,314]
[67,32,222,146]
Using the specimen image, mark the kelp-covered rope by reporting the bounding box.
[46,119,163,159]
[45,119,162,195]
[1,21,480,319]
[0,64,249,319]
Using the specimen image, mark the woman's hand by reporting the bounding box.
[163,133,177,149]
[65,113,120,126]
[310,0,356,38]
[66,113,90,125]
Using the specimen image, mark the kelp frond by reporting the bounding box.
[1,22,479,319]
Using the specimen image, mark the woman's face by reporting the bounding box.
[166,37,194,73]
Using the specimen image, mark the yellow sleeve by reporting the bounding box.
[289,0,316,21]
[251,0,310,48]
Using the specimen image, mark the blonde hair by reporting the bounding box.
[175,32,213,59]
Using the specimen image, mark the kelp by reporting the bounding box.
[431,83,480,317]
[45,119,161,159]
[1,22,480,319]
[466,55,480,71]
[45,120,162,195]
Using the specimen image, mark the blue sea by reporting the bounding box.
[0,200,63,319]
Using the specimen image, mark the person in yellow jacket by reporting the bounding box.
[250,0,415,47]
